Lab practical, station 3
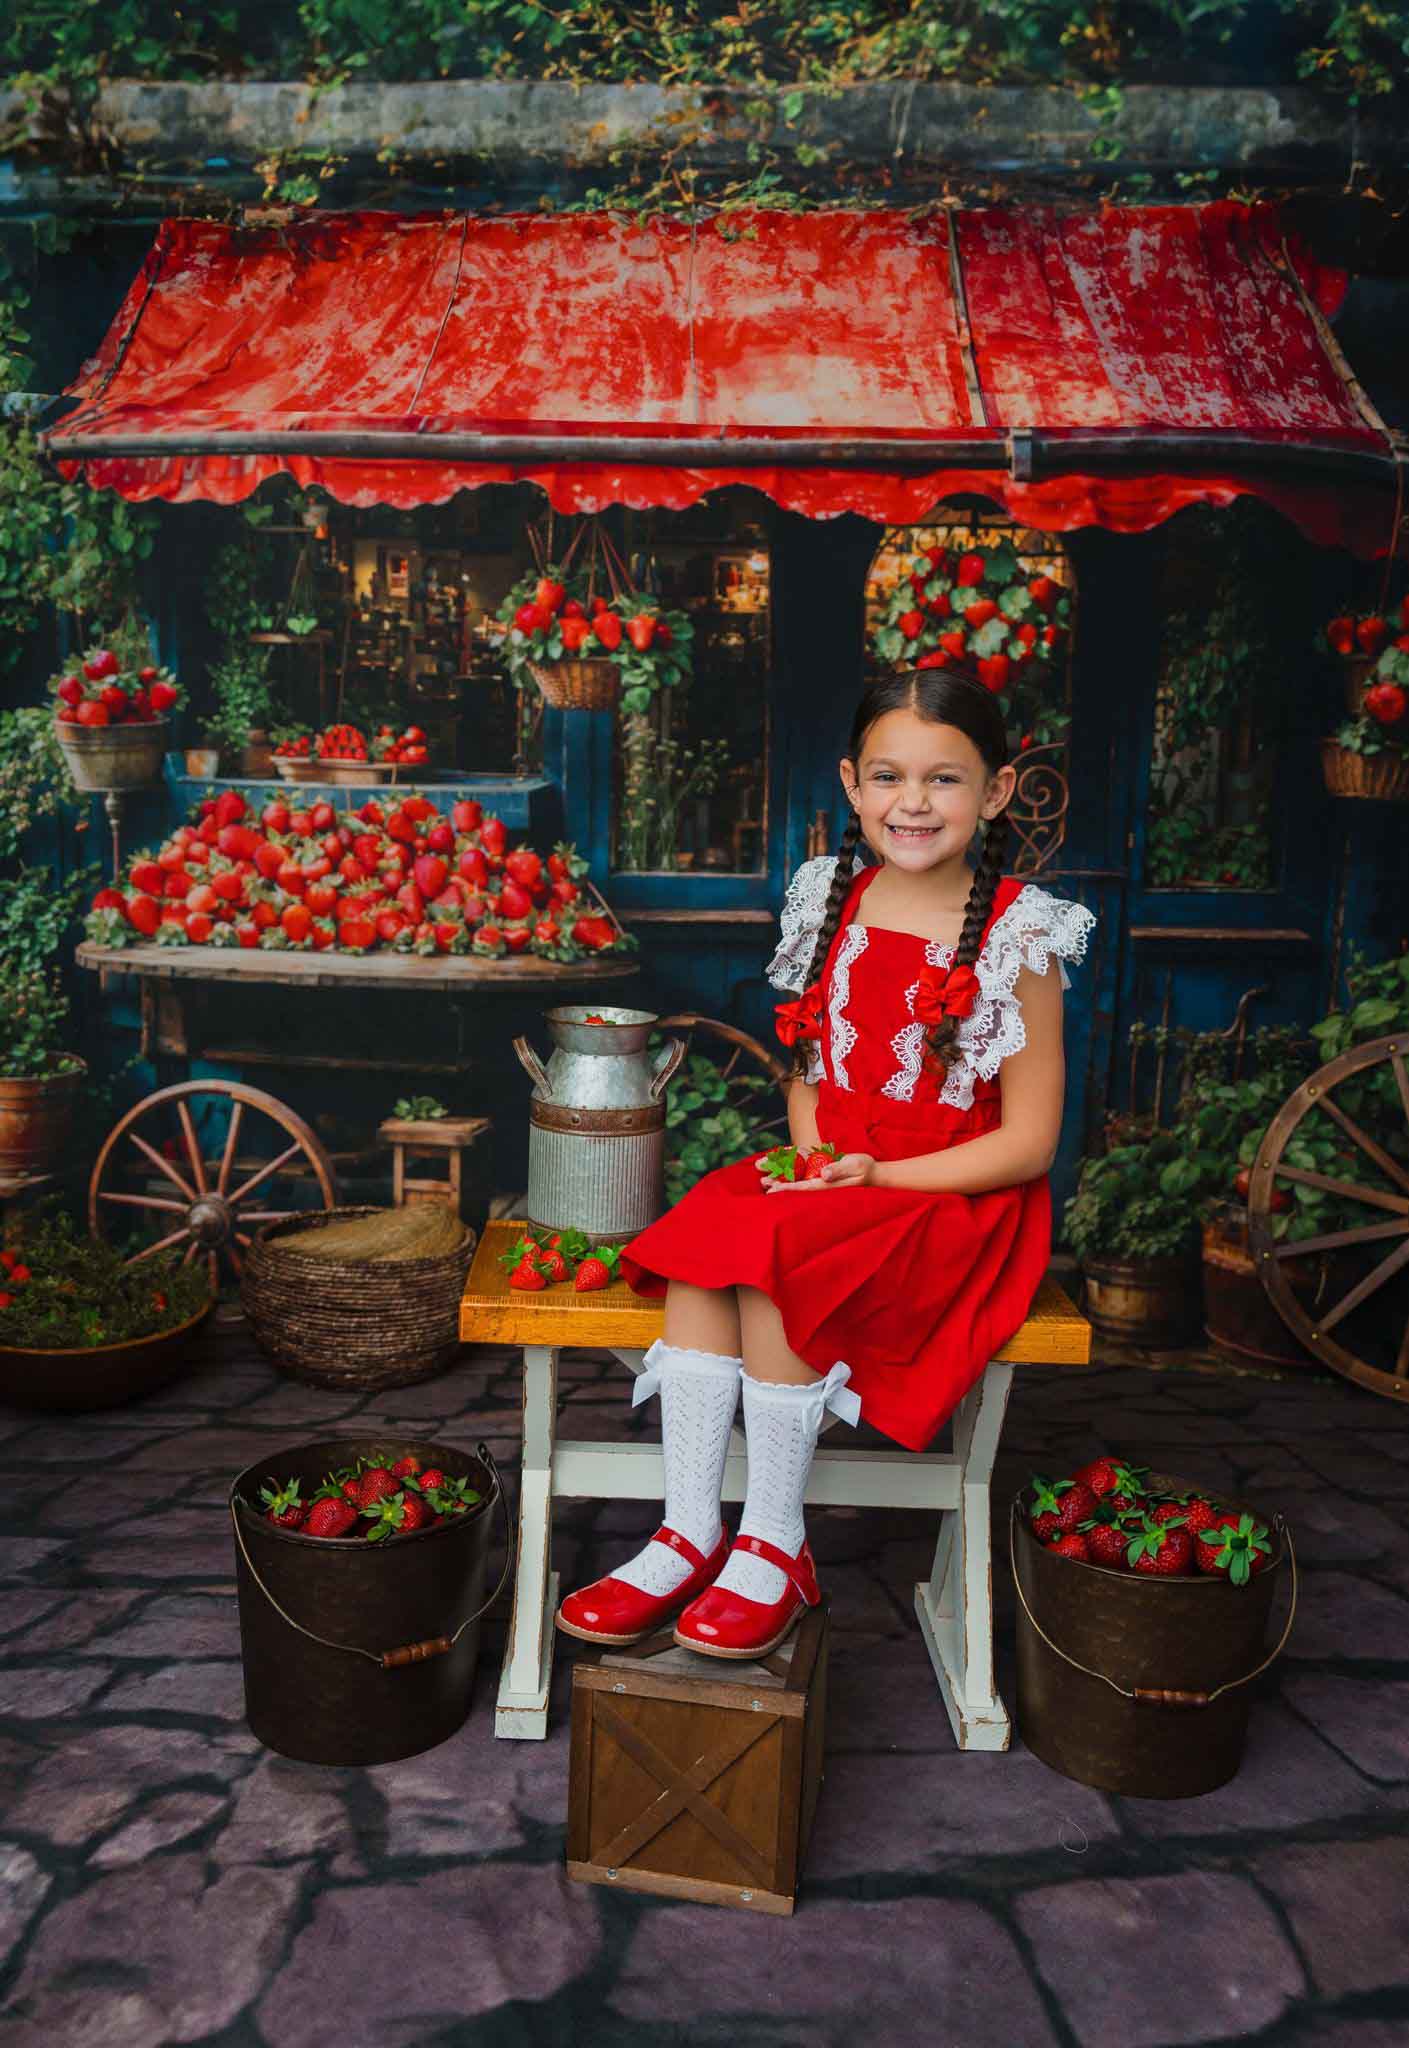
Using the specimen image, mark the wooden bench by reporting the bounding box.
[460,1217,1091,1747]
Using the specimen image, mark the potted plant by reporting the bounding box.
[49,618,180,794]
[1061,1132,1205,1344]
[0,869,92,1177]
[206,647,278,777]
[1320,602,1409,801]
[497,517,693,714]
[0,1201,213,1411]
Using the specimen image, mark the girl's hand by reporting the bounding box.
[762,1151,876,1192]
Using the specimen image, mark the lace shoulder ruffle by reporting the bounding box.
[766,852,861,995]
[943,883,1096,1106]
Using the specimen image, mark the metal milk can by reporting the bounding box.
[513,1006,685,1244]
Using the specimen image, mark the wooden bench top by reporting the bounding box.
[460,1219,1091,1363]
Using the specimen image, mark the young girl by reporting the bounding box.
[556,665,1095,1660]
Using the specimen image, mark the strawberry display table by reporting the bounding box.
[459,1218,1091,1745]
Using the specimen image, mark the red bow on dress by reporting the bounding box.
[914,960,981,1025]
[775,982,825,1049]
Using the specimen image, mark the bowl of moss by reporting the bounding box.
[0,1204,214,1412]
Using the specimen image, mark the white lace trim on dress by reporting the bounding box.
[765,851,864,995]
[827,924,868,1091]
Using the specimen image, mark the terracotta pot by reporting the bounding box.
[239,731,275,778]
[56,718,169,794]
[0,1297,213,1412]
[1320,739,1409,803]
[184,746,222,779]
[1202,1206,1343,1373]
[1081,1254,1202,1347]
[0,1061,86,1177]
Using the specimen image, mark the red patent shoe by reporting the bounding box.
[554,1525,731,1647]
[673,1535,820,1660]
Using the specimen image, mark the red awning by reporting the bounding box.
[45,202,1397,554]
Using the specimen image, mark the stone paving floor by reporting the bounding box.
[1,1317,1407,2048]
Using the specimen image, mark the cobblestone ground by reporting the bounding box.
[1,1318,1407,2048]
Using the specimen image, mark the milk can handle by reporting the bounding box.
[650,1035,686,1100]
[513,1035,552,1098]
[1008,1501,1297,1705]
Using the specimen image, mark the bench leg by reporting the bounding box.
[914,1360,1013,1752]
[497,1343,559,1740]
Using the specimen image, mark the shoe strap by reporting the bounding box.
[733,1534,819,1605]
[650,1524,711,1574]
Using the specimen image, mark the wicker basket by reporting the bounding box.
[1319,738,1409,803]
[241,1206,476,1391]
[527,658,619,711]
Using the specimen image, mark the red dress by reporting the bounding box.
[622,861,1096,1452]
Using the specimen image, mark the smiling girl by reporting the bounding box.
[556,664,1095,1659]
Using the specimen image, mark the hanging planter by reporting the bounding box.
[497,515,693,716]
[1320,603,1409,801]
[49,640,181,795]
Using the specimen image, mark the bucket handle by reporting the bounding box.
[1008,1502,1298,1707]
[649,1035,686,1100]
[229,1444,515,1671]
[512,1036,552,1099]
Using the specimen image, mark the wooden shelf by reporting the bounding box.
[1127,926,1313,944]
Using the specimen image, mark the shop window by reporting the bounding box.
[864,510,1075,875]
[610,492,772,875]
[1144,505,1289,892]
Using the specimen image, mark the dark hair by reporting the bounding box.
[792,661,1012,1080]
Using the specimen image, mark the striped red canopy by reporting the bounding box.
[46,201,1394,554]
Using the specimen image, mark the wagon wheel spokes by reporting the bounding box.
[1250,1033,1409,1403]
[90,1081,338,1294]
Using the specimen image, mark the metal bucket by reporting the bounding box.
[1012,1474,1295,1798]
[55,717,169,792]
[514,1005,684,1243]
[1081,1256,1202,1347]
[229,1436,509,1766]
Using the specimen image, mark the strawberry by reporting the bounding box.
[956,552,987,587]
[571,915,615,951]
[898,608,925,640]
[259,1478,305,1530]
[498,879,532,920]
[340,1476,363,1502]
[939,629,968,660]
[1125,1515,1195,1576]
[591,610,623,651]
[451,799,483,834]
[560,616,592,653]
[83,647,120,681]
[1083,1520,1132,1570]
[1196,1513,1273,1586]
[539,1248,571,1282]
[1072,1456,1123,1498]
[303,1497,359,1539]
[1049,1531,1090,1563]
[625,613,657,651]
[964,598,998,629]
[1366,680,1407,726]
[391,1453,423,1479]
[801,1144,840,1180]
[414,854,449,900]
[1326,614,1356,656]
[1028,576,1060,614]
[480,817,507,856]
[148,680,179,713]
[1029,1474,1076,1543]
[125,893,161,938]
[977,655,1011,694]
[416,1467,447,1494]
[505,848,542,889]
[509,1260,547,1291]
[356,1465,399,1508]
[1355,614,1389,657]
[280,903,312,944]
[574,1245,622,1292]
[362,1490,434,1541]
[535,577,565,614]
[1163,1495,1222,1539]
[56,674,83,706]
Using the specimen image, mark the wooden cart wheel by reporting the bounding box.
[656,1013,791,1142]
[89,1081,338,1295]
[1248,1033,1409,1403]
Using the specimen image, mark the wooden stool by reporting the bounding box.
[379,1115,491,1224]
[459,1218,1092,1746]
[568,1602,829,1916]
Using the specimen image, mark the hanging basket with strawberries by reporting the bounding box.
[871,539,1072,702]
[1319,601,1409,801]
[497,515,693,716]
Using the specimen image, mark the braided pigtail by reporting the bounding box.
[790,813,862,1080]
[924,806,1012,1077]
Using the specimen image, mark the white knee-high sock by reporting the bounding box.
[612,1340,742,1597]
[712,1363,861,1604]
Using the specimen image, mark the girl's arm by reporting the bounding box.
[843,963,1065,1193]
[785,1076,823,1152]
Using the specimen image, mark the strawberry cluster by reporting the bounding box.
[50,646,180,728]
[499,1227,623,1293]
[872,541,1070,695]
[256,1450,480,1541]
[0,1248,33,1312]
[1028,1457,1274,1584]
[758,1141,837,1184]
[497,571,694,715]
[84,791,633,961]
[274,722,431,767]
[1325,598,1409,742]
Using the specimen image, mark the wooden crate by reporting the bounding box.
[566,1602,829,1915]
